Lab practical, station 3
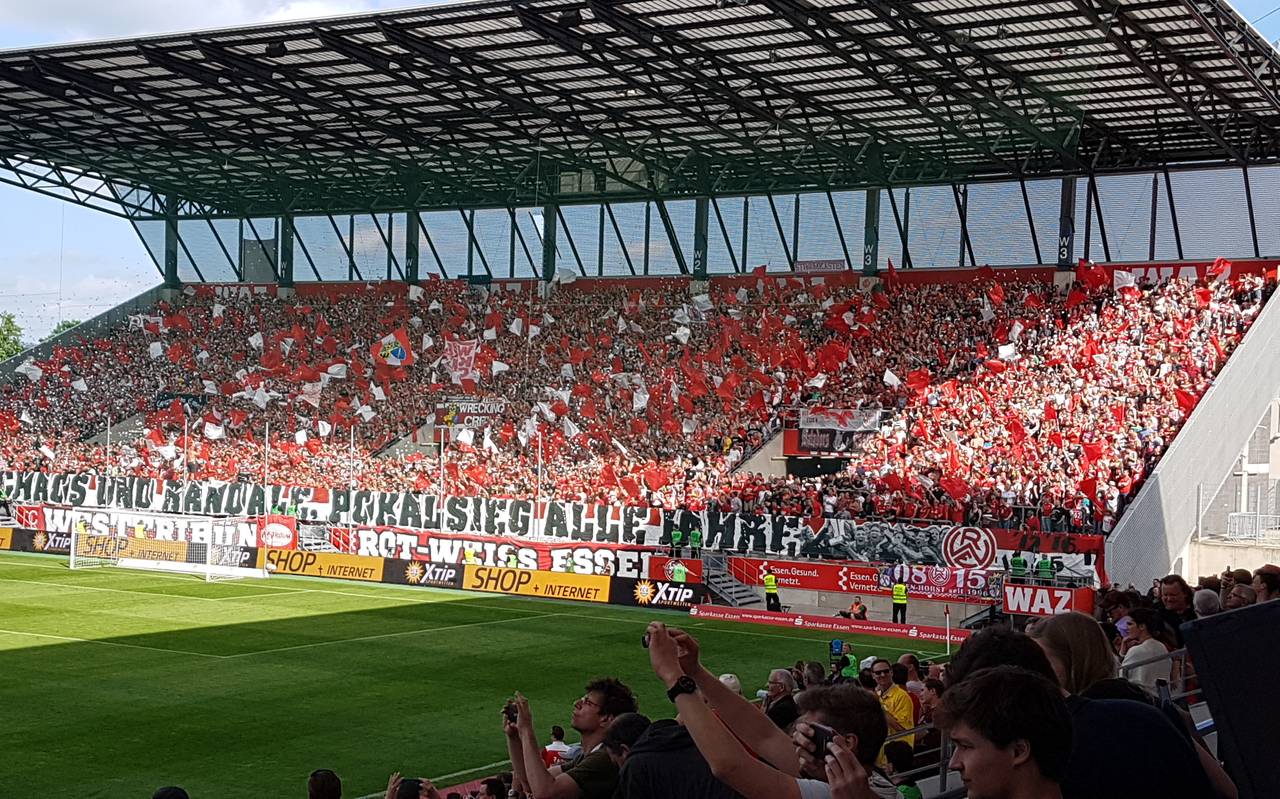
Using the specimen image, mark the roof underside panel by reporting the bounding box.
[1,0,1278,217]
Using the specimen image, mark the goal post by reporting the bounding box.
[68,528,269,582]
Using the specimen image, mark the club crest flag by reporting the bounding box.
[444,338,480,384]
[372,329,416,367]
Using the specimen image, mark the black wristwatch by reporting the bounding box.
[666,675,697,702]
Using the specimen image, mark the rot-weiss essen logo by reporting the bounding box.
[942,527,997,569]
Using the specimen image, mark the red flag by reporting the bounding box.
[1207,257,1231,278]
[1065,289,1087,309]
[884,257,898,289]
[1024,291,1044,309]
[905,368,931,392]
[1174,389,1198,416]
[1076,259,1108,292]
[984,359,1007,373]
[1043,401,1057,422]
[939,476,969,502]
[986,283,1005,307]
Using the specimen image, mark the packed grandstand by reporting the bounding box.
[2,262,1270,538]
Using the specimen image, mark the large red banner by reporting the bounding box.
[686,604,971,645]
[727,556,1000,604]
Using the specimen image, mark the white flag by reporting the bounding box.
[562,416,581,439]
[455,428,475,448]
[203,422,225,440]
[355,404,376,422]
[553,267,578,285]
[148,341,163,360]
[561,363,575,381]
[806,374,828,389]
[212,303,226,319]
[492,360,510,377]
[71,378,88,392]
[633,383,650,411]
[252,387,271,410]
[428,300,442,312]
[691,294,713,313]
[299,382,323,408]
[997,343,1018,361]
[326,363,348,379]
[483,327,497,341]
[20,410,33,425]
[682,419,697,435]
[483,427,499,453]
[509,317,524,337]
[1113,269,1137,291]
[294,430,308,445]
[673,326,691,345]
[317,420,333,438]
[156,444,177,461]
[883,369,901,388]
[408,284,424,301]
[196,350,210,363]
[736,287,748,303]
[39,444,57,460]
[371,385,387,402]
[528,324,541,339]
[248,332,264,349]
[672,307,691,325]
[1010,321,1024,341]
[16,360,43,382]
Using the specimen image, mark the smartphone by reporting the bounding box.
[808,723,835,760]
[503,701,518,724]
[642,633,651,648]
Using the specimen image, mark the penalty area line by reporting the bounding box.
[352,759,513,799]
[223,612,562,659]
[0,627,226,660]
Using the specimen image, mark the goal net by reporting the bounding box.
[69,528,269,582]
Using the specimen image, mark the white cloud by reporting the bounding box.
[0,1,437,48]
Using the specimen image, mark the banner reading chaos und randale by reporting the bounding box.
[0,470,1105,577]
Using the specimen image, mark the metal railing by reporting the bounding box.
[1224,512,1280,543]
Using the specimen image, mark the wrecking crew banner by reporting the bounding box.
[0,471,1105,581]
[727,557,1001,604]
[686,604,971,644]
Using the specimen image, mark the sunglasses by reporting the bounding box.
[873,669,892,676]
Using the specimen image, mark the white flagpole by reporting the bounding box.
[349,424,356,490]
[438,433,446,500]
[536,432,545,538]
[183,414,190,492]
[945,604,953,657]
[263,419,271,514]
[106,418,112,476]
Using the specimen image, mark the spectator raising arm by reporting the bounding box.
[667,627,800,774]
[646,622,804,799]
[513,693,583,799]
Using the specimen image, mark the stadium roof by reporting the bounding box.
[3,0,1280,219]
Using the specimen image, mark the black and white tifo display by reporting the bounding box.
[0,470,1105,575]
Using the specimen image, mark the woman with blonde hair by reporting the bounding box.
[1026,610,1118,694]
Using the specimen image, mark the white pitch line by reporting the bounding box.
[223,612,561,659]
[209,589,312,601]
[352,759,513,799]
[0,575,228,602]
[0,627,225,659]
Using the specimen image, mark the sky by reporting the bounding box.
[2,0,1280,341]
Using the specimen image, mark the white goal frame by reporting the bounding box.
[68,526,269,582]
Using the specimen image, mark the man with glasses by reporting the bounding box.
[761,668,799,731]
[871,658,915,752]
[505,677,638,799]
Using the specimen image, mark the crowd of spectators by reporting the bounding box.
[1,265,1271,536]
[143,558,1278,799]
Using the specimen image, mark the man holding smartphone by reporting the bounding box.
[644,621,894,798]
[503,678,638,799]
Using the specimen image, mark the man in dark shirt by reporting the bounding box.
[615,718,743,799]
[1158,575,1197,646]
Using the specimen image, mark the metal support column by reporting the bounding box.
[1163,168,1185,260]
[541,203,558,281]
[163,195,180,288]
[404,209,420,283]
[1056,177,1076,268]
[1082,178,1093,262]
[279,213,295,288]
[693,196,709,278]
[1148,174,1159,261]
[863,188,881,274]
[1243,166,1262,258]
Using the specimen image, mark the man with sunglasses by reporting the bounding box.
[871,659,914,752]
[504,678,638,799]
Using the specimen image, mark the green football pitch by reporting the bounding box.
[0,550,949,798]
